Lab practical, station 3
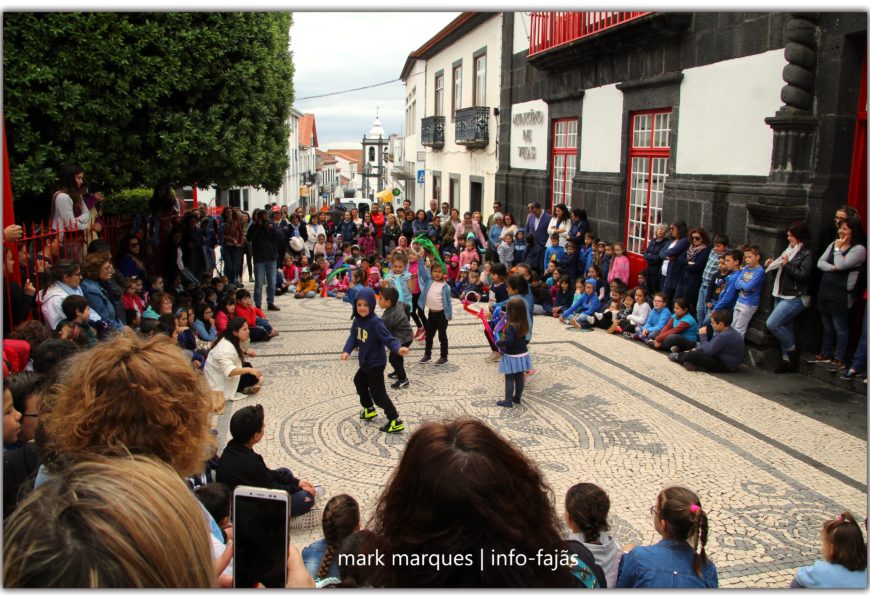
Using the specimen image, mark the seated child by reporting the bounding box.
[295,267,319,299]
[302,495,361,584]
[619,287,651,337]
[790,512,867,589]
[281,255,299,294]
[234,289,275,341]
[607,292,634,334]
[633,292,671,343]
[451,266,470,298]
[587,286,625,330]
[650,297,698,352]
[55,295,98,347]
[216,405,319,516]
[561,279,601,330]
[461,269,485,302]
[547,276,574,317]
[121,277,145,318]
[565,483,624,589]
[669,309,744,373]
[446,255,460,285]
[193,482,232,544]
[554,279,584,320]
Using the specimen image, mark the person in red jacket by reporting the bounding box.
[370,203,386,256]
[234,289,277,341]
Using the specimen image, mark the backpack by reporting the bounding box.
[565,539,607,588]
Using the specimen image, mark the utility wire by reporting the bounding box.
[296,69,426,101]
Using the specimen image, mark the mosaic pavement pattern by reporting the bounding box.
[216,289,867,589]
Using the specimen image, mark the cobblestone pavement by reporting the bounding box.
[215,290,867,589]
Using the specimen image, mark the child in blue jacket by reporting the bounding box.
[561,279,601,330]
[634,292,672,343]
[341,287,409,434]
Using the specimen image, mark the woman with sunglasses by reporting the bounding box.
[673,228,711,316]
[117,233,148,281]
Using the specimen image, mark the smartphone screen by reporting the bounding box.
[233,487,289,588]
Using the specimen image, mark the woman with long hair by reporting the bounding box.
[50,163,92,261]
[116,233,148,281]
[547,203,570,248]
[659,220,690,307]
[814,216,867,369]
[203,316,264,402]
[673,227,711,314]
[764,221,815,372]
[369,418,602,587]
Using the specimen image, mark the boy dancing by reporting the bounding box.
[341,288,410,433]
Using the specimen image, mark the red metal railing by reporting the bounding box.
[529,12,653,57]
[4,215,135,330]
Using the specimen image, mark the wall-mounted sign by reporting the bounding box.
[509,99,548,171]
[417,170,425,184]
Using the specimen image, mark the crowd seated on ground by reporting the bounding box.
[1,181,866,587]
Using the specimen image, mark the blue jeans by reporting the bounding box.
[849,306,867,373]
[253,261,276,308]
[820,311,850,361]
[765,296,806,358]
[696,285,709,324]
[223,245,240,282]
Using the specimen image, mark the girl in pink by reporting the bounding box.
[458,238,480,270]
[358,227,376,256]
[608,242,631,284]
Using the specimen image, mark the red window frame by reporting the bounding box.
[624,108,672,286]
[550,118,578,212]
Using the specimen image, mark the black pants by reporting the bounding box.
[618,319,636,334]
[237,361,259,391]
[424,310,449,358]
[679,351,732,372]
[593,312,615,329]
[504,372,525,403]
[353,365,399,421]
[663,334,697,353]
[388,341,412,381]
[410,293,427,329]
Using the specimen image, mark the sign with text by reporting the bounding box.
[509,99,548,171]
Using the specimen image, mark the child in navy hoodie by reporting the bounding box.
[341,288,410,434]
[512,230,528,265]
[561,278,601,330]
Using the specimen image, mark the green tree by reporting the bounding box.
[3,12,294,212]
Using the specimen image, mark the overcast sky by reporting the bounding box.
[290,12,460,149]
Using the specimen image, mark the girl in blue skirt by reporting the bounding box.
[496,297,532,408]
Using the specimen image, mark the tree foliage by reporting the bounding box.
[3,12,294,207]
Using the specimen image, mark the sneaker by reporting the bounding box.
[485,351,502,363]
[807,354,831,363]
[387,371,400,379]
[496,400,514,407]
[360,407,378,420]
[667,352,680,363]
[586,315,596,324]
[840,370,859,381]
[267,305,281,311]
[827,359,846,371]
[413,327,424,339]
[594,312,603,321]
[683,362,699,372]
[379,419,405,433]
[269,330,280,337]
[435,357,448,366]
[622,331,634,339]
[669,346,680,353]
[391,378,410,389]
[241,384,261,395]
[419,354,431,363]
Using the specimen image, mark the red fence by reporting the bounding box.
[529,12,653,56]
[4,214,134,330]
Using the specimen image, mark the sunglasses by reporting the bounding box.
[691,236,701,241]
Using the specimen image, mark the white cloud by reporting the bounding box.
[290,11,460,147]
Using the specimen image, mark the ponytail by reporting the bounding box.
[316,494,360,581]
[689,502,709,578]
[657,486,711,577]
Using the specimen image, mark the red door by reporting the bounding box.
[624,109,672,287]
[848,53,866,224]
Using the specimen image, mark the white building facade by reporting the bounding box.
[401,13,502,220]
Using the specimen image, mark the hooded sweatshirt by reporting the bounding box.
[382,301,414,345]
[567,531,624,589]
[342,288,402,370]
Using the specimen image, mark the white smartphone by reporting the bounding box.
[233,486,289,588]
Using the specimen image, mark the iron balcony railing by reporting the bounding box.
[421,115,445,149]
[529,12,653,56]
[454,106,490,149]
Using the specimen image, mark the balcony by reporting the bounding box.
[454,107,490,149]
[527,12,690,71]
[421,115,445,149]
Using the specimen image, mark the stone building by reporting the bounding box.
[496,12,866,353]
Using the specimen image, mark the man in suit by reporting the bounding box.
[524,202,552,276]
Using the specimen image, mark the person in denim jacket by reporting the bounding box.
[616,486,717,588]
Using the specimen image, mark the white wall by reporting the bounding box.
[513,12,531,54]
[423,14,502,218]
[676,49,786,176]
[580,84,623,173]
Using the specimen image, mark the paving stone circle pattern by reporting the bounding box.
[216,290,867,589]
